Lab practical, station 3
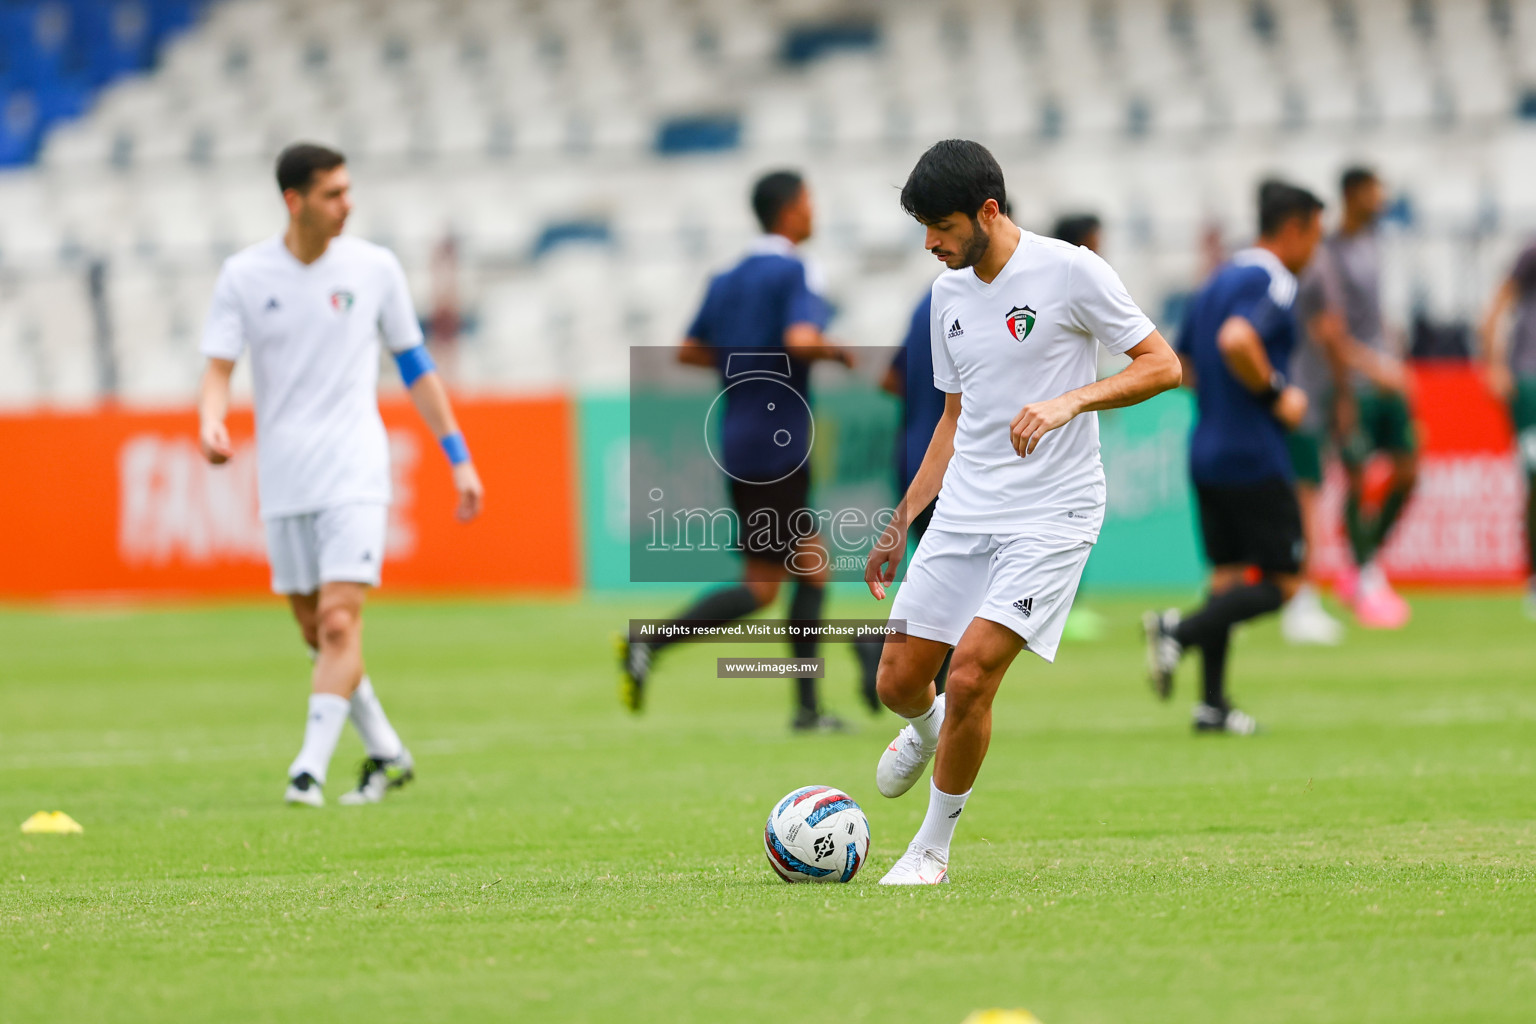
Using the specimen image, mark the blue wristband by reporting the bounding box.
[393,345,436,387]
[440,432,470,466]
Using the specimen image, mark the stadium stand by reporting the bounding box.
[1,0,1534,406]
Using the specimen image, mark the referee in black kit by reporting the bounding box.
[619,170,879,731]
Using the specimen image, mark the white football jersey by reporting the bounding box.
[201,235,423,519]
[928,232,1156,536]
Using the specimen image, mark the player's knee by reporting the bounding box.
[744,579,778,607]
[317,604,360,650]
[875,659,921,710]
[942,662,993,719]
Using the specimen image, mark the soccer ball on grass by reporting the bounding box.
[763,785,870,883]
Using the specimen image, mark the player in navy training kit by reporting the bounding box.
[619,170,875,730]
[1144,181,1325,735]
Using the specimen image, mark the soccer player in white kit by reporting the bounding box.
[197,143,484,807]
[864,141,1182,884]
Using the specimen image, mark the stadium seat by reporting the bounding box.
[0,0,1527,398]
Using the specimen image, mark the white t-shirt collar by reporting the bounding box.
[748,233,798,257]
[964,229,1028,292]
[274,233,337,271]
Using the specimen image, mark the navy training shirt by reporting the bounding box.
[888,291,947,493]
[687,236,831,484]
[1177,248,1300,487]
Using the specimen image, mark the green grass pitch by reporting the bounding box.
[2,591,1533,1023]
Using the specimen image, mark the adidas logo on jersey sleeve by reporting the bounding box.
[946,319,964,339]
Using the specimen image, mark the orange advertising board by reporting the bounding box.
[0,397,579,599]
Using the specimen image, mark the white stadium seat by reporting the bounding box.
[0,0,1530,400]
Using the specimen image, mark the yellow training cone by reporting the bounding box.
[20,811,83,834]
[962,1013,1042,1024]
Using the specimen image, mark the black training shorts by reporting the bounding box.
[1194,477,1305,575]
[728,467,812,561]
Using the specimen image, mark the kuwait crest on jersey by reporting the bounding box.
[1005,304,1036,342]
[329,289,354,312]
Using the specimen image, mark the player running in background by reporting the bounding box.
[1280,240,1352,646]
[198,143,484,806]
[1319,168,1416,628]
[864,141,1181,884]
[618,170,877,730]
[1145,181,1324,735]
[1479,237,1536,619]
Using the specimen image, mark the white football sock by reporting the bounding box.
[913,779,971,855]
[287,693,350,785]
[904,692,946,750]
[348,676,405,761]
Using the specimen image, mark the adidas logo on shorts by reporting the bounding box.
[1012,597,1034,618]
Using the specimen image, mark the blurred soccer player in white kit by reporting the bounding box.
[864,141,1181,884]
[197,143,484,806]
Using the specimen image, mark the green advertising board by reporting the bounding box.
[579,386,1203,592]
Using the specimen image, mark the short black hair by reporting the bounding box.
[900,139,1007,224]
[751,170,805,233]
[276,142,346,194]
[1340,165,1378,195]
[1051,213,1101,248]
[1257,179,1324,237]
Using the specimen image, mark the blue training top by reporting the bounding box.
[1177,248,1300,487]
[687,236,830,483]
[889,291,947,494]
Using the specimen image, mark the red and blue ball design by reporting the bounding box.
[763,785,870,884]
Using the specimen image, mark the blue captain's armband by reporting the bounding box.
[393,345,436,387]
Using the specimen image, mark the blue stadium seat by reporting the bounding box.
[0,91,40,166]
[655,114,741,156]
[75,0,156,85]
[0,0,203,166]
[779,20,879,65]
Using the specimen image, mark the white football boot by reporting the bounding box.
[1192,703,1259,736]
[284,772,324,808]
[1142,609,1182,700]
[878,842,950,885]
[338,750,415,805]
[1281,586,1345,646]
[876,693,945,798]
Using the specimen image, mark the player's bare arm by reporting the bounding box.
[403,365,484,522]
[1010,330,1181,457]
[865,391,961,600]
[1216,315,1308,430]
[1479,277,1518,400]
[784,322,855,366]
[1306,308,1360,435]
[198,357,236,465]
[676,336,715,367]
[1311,304,1406,395]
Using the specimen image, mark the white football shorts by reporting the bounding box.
[888,527,1094,663]
[264,503,389,595]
